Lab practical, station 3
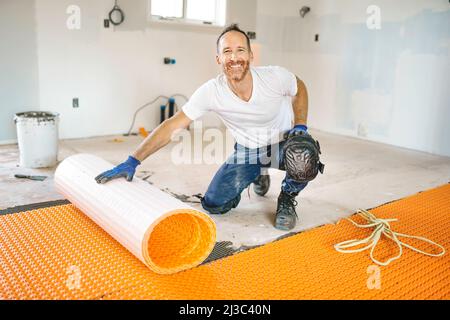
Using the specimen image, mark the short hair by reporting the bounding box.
[216,23,252,54]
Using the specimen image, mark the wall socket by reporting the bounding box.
[73,98,79,108]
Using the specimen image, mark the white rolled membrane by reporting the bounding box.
[54,154,216,274]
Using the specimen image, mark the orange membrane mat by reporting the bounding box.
[1,184,449,299]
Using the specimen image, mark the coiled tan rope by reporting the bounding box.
[334,209,446,266]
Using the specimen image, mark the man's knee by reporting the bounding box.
[201,193,241,215]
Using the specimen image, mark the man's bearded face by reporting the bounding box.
[217,31,252,82]
[224,56,250,82]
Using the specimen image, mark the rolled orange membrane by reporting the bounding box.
[54,154,216,274]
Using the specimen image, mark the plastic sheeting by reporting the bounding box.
[54,153,216,274]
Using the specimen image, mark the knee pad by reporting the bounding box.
[282,132,325,182]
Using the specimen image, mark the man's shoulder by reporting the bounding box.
[195,74,228,95]
[252,66,294,87]
[195,77,219,92]
[252,66,297,95]
[190,76,225,101]
[253,65,291,77]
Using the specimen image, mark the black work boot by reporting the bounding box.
[253,174,270,196]
[275,191,298,230]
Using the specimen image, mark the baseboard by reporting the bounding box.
[0,139,17,146]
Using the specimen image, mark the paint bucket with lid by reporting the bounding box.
[14,111,60,168]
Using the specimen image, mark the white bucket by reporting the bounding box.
[14,111,60,168]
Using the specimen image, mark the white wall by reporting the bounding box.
[3,0,448,157]
[0,0,40,142]
[0,0,256,142]
[256,0,450,157]
[35,0,256,140]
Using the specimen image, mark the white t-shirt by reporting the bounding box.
[182,66,298,149]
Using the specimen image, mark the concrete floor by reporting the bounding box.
[1,129,449,251]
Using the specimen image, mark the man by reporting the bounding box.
[95,24,323,230]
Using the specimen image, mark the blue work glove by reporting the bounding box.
[287,124,308,138]
[95,155,141,184]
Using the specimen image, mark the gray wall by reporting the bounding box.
[257,0,450,157]
[0,0,40,142]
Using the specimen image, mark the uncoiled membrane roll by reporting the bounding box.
[54,154,216,274]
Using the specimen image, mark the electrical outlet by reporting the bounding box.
[104,19,110,28]
[73,98,79,108]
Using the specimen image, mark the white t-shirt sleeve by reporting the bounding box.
[272,66,298,97]
[182,81,214,120]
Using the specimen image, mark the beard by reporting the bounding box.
[223,60,250,82]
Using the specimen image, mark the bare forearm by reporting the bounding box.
[292,78,308,126]
[131,121,172,162]
[132,111,191,162]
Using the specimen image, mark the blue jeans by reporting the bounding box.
[201,141,308,215]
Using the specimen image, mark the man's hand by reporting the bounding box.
[287,124,308,138]
[94,110,191,185]
[95,156,141,184]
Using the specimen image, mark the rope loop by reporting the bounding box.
[334,209,446,266]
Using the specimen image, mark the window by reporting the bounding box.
[151,0,183,18]
[149,0,227,27]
